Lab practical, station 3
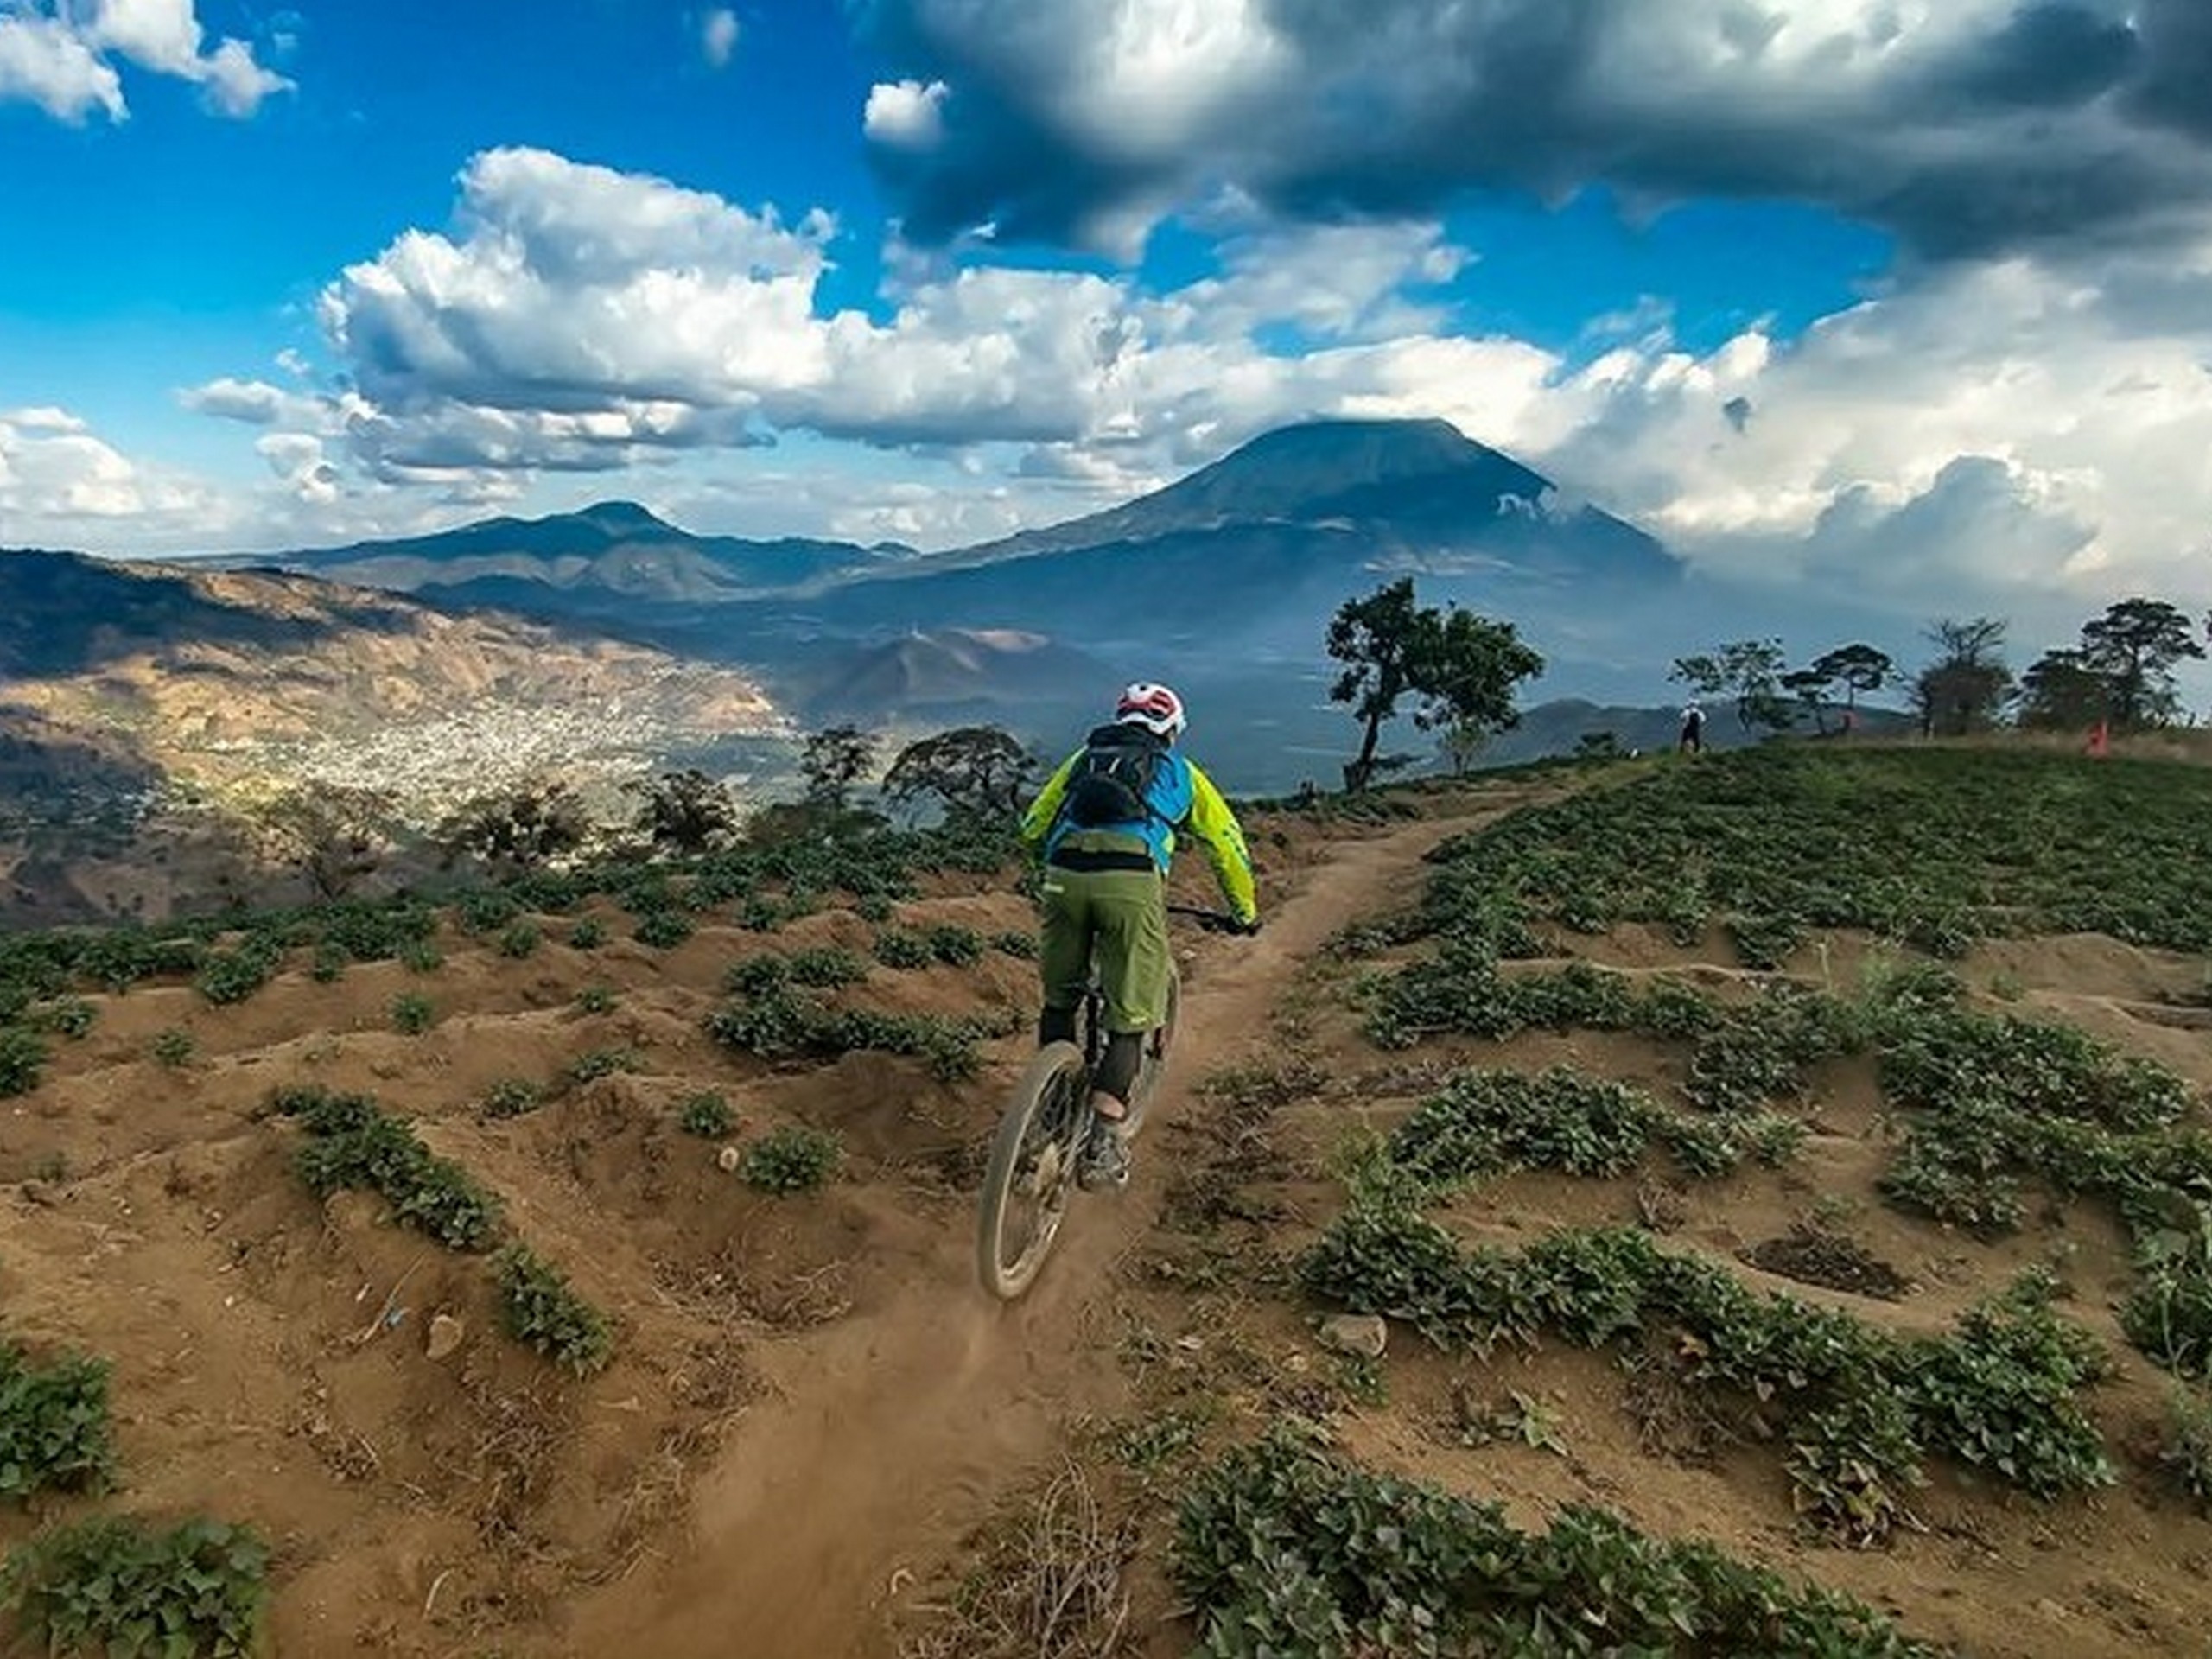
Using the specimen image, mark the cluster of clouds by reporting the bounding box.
[10,0,2212,630]
[853,0,2212,264]
[0,0,288,120]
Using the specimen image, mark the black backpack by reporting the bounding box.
[1060,723,1168,829]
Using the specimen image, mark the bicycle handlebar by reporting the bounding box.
[1166,902,1257,936]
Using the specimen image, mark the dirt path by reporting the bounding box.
[550,800,1520,1659]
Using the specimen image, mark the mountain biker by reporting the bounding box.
[1020,683,1260,1190]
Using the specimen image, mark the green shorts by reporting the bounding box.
[1037,864,1171,1033]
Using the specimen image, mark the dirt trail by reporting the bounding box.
[553,803,1513,1659]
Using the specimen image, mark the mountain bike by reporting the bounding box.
[976,903,1246,1300]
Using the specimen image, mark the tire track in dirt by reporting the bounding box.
[548,794,1546,1659]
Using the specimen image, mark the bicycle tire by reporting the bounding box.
[976,1040,1089,1300]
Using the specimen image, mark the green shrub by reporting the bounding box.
[390,991,435,1035]
[568,917,607,950]
[0,1516,268,1659]
[497,920,543,959]
[633,909,695,950]
[283,1087,502,1251]
[193,938,281,1006]
[149,1027,194,1068]
[785,947,868,988]
[678,1091,734,1137]
[565,1047,639,1086]
[706,990,984,1082]
[0,1345,113,1500]
[480,1077,545,1120]
[741,1125,842,1193]
[737,896,785,932]
[920,923,983,966]
[398,938,443,974]
[575,983,618,1014]
[0,1027,47,1098]
[989,930,1039,959]
[872,927,931,970]
[1389,1067,1657,1185]
[1172,1431,1936,1657]
[456,888,521,934]
[309,942,347,982]
[1300,1207,2114,1529]
[2123,1213,2212,1378]
[29,999,97,1039]
[2156,1386,2212,1513]
[495,1245,613,1376]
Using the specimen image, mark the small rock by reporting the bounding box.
[1318,1313,1388,1359]
[715,1146,743,1173]
[425,1313,465,1362]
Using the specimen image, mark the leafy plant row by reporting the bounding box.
[1368,950,2212,1380]
[271,1086,613,1374]
[706,985,1014,1083]
[1172,1428,1940,1656]
[0,1343,113,1503]
[276,1085,504,1251]
[1389,1065,1804,1185]
[0,1516,268,1659]
[0,814,1021,1020]
[1408,746,2212,958]
[1302,1209,2113,1541]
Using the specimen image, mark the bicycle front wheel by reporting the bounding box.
[976,1041,1090,1300]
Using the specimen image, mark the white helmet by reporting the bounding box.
[1116,682,1186,739]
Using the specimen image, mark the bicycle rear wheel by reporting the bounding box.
[976,1041,1090,1300]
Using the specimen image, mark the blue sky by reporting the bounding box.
[3,0,2209,645]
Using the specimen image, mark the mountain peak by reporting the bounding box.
[965,416,1557,562]
[1178,417,1548,515]
[575,499,676,535]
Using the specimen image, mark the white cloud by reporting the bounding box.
[0,405,216,527]
[196,35,288,115]
[89,0,206,74]
[181,378,290,424]
[256,431,340,504]
[863,79,947,149]
[0,10,123,120]
[0,0,288,121]
[1538,247,2212,614]
[701,8,738,68]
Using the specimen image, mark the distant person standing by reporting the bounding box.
[1678,702,1707,754]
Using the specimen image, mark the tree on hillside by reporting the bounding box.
[2017,649,2110,731]
[1327,578,1545,790]
[799,724,879,810]
[2079,597,2205,728]
[1810,644,1895,715]
[1912,616,2013,737]
[1328,578,1424,791]
[252,784,398,900]
[1410,606,1547,741]
[1779,643,1896,736]
[1669,639,1791,734]
[438,779,592,874]
[881,726,1036,825]
[1780,667,1834,734]
[626,768,740,855]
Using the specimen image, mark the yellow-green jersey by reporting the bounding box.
[1022,746,1258,925]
